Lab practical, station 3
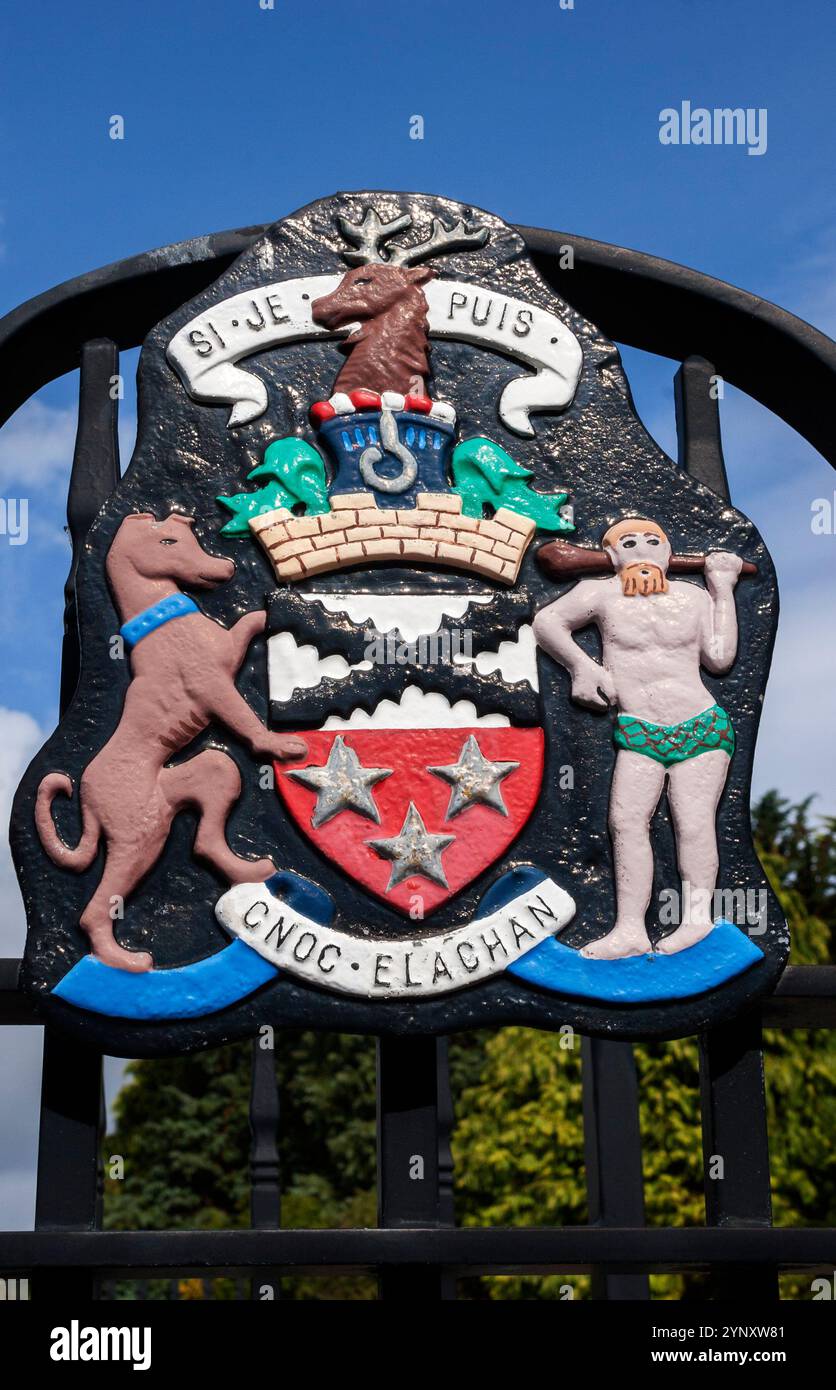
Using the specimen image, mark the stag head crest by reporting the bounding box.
[335,206,490,268]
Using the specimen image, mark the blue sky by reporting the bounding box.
[1,0,835,1225]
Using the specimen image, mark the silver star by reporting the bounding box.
[366,802,455,890]
[287,736,392,828]
[429,734,519,819]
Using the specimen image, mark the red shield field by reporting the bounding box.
[275,726,544,916]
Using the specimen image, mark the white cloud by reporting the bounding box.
[0,399,77,491]
[754,605,836,814]
[0,395,137,492]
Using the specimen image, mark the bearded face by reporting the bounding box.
[618,561,668,596]
[604,524,671,596]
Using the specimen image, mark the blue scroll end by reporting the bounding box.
[508,920,764,1004]
[52,871,336,1021]
[479,864,763,1003]
[263,869,335,926]
[477,864,550,918]
[52,938,278,1020]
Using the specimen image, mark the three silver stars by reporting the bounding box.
[287,736,392,828]
[429,734,519,819]
[289,733,518,895]
[367,803,455,890]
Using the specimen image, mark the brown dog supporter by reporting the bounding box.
[35,512,305,973]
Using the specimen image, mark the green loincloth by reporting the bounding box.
[613,704,735,767]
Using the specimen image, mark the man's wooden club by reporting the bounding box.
[536,537,758,580]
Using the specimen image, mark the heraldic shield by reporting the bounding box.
[10,191,788,1055]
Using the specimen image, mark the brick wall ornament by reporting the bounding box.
[250,490,536,585]
[11,191,787,1054]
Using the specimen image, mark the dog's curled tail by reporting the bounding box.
[35,773,100,870]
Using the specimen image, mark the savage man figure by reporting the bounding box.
[533,517,743,959]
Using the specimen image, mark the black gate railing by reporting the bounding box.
[1,222,834,1299]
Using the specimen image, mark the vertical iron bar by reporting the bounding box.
[673,355,732,498]
[95,1085,107,1230]
[34,1033,104,1301]
[377,1036,443,1301]
[582,1037,648,1300]
[676,354,778,1301]
[436,1037,456,1299]
[249,1037,281,1300]
[436,1040,455,1226]
[699,1017,777,1300]
[60,339,122,710]
[35,339,121,1301]
[92,1083,107,1300]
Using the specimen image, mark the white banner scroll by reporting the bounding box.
[166,275,583,436]
[215,874,575,999]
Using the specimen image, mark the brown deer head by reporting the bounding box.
[312,208,488,399]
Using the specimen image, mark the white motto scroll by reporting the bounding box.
[166,275,583,436]
[215,875,576,999]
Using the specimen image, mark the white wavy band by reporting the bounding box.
[215,875,575,998]
[166,274,582,436]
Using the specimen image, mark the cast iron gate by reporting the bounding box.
[0,221,834,1300]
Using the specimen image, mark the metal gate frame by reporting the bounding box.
[0,220,834,1299]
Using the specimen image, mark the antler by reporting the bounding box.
[335,207,490,267]
[336,209,414,265]
[387,215,490,267]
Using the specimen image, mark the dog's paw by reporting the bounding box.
[93,943,155,974]
[238,609,267,635]
[267,735,308,761]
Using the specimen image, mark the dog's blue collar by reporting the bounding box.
[120,593,199,648]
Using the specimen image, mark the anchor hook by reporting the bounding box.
[359,406,418,494]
